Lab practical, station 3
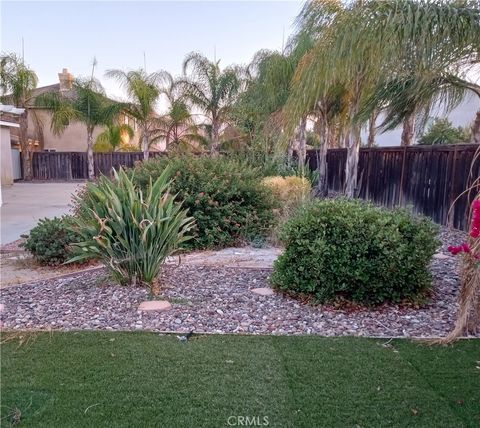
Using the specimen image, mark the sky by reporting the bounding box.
[1,0,303,104]
[2,0,478,146]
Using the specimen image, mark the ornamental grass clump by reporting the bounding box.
[262,176,311,245]
[70,168,194,288]
[271,199,440,305]
[261,176,311,209]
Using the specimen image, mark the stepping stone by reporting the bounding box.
[138,300,172,312]
[251,287,275,296]
[0,303,4,312]
[433,253,450,260]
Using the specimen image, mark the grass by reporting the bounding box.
[1,332,479,427]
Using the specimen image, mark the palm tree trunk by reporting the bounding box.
[316,118,329,197]
[401,112,416,146]
[298,116,307,170]
[345,123,361,198]
[367,109,378,148]
[19,111,32,181]
[287,140,294,166]
[87,128,94,180]
[471,110,480,144]
[142,129,149,160]
[210,119,220,156]
[166,133,171,151]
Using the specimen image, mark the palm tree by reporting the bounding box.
[36,77,124,179]
[150,71,204,151]
[155,99,206,151]
[94,123,134,152]
[284,1,350,194]
[105,69,163,159]
[353,0,479,146]
[361,72,474,146]
[231,50,293,159]
[0,53,38,180]
[289,0,480,197]
[181,52,240,155]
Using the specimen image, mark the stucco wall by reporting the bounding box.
[27,109,141,152]
[1,127,14,185]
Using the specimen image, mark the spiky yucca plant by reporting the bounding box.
[70,168,195,288]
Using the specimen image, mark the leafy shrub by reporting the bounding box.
[21,216,81,265]
[131,156,276,249]
[271,199,440,305]
[419,118,470,145]
[71,168,194,288]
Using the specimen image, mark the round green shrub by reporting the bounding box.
[132,156,277,250]
[271,199,440,305]
[21,216,81,265]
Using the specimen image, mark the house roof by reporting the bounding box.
[0,120,20,128]
[0,104,25,115]
[0,104,24,128]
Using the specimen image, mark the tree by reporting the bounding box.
[105,69,163,159]
[94,123,134,152]
[233,31,316,167]
[36,77,123,179]
[153,71,205,151]
[355,0,480,147]
[290,0,480,197]
[284,0,352,195]
[0,53,38,180]
[419,118,471,145]
[181,52,240,155]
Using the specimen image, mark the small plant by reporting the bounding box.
[131,156,276,249]
[250,235,268,248]
[70,168,194,288]
[21,216,81,265]
[271,199,440,305]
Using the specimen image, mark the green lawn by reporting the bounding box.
[1,333,479,427]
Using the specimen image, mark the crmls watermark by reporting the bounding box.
[227,415,269,426]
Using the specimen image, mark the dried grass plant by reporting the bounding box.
[262,176,312,245]
[438,146,480,343]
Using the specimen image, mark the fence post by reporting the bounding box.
[447,145,459,228]
[67,153,73,180]
[364,149,371,200]
[398,145,408,206]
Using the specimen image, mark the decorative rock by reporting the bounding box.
[433,253,450,260]
[138,300,172,312]
[0,226,474,338]
[251,287,275,296]
[0,303,4,312]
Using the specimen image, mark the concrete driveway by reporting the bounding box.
[0,182,85,245]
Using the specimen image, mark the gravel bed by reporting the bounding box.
[0,228,476,338]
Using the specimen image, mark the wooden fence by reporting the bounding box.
[31,152,163,180]
[30,146,479,230]
[306,144,480,231]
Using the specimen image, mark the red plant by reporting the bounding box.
[449,199,479,258]
[470,200,480,238]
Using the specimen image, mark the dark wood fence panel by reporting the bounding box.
[32,151,164,180]
[306,144,480,231]
[32,152,72,180]
[71,153,87,179]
